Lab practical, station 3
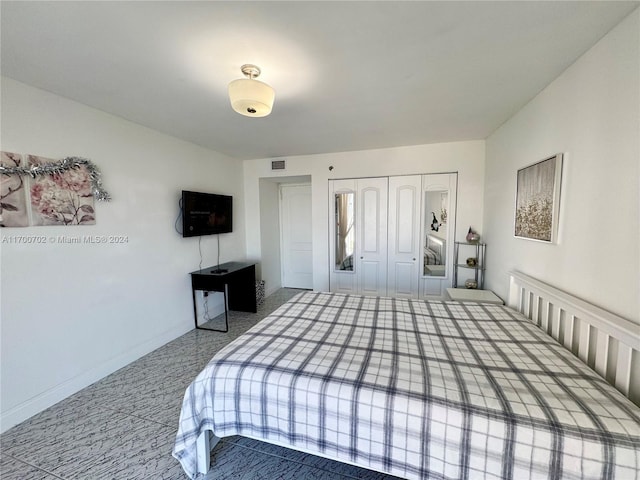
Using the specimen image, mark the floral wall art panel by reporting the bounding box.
[29,155,96,226]
[514,153,563,243]
[0,151,30,227]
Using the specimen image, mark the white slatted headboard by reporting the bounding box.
[508,271,640,406]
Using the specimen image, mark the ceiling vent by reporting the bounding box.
[271,160,286,170]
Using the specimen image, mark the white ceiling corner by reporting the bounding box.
[1,1,637,160]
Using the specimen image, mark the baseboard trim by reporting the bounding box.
[264,284,281,298]
[0,322,191,433]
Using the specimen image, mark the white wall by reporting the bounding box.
[0,78,246,431]
[244,141,485,292]
[258,178,282,295]
[483,9,639,323]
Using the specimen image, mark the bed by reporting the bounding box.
[173,271,640,479]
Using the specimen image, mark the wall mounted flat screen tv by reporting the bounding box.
[181,190,232,237]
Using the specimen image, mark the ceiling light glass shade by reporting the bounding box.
[228,78,275,117]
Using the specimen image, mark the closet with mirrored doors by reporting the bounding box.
[329,173,457,299]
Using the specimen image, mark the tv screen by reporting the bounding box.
[181,190,232,237]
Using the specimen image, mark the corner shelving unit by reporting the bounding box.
[453,242,486,289]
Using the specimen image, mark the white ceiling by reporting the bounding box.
[2,1,637,160]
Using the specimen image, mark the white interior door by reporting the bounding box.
[356,177,388,296]
[280,184,313,289]
[387,175,422,298]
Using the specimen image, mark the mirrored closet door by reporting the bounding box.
[329,178,388,296]
[329,173,457,299]
[421,173,457,298]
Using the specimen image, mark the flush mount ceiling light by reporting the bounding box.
[228,64,275,117]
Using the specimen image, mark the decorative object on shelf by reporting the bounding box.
[228,64,275,118]
[430,212,439,232]
[466,257,477,267]
[515,153,563,243]
[466,226,480,243]
[0,153,111,227]
[464,279,478,289]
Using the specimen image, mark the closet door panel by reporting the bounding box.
[360,261,382,295]
[361,188,381,253]
[356,178,388,296]
[334,272,357,293]
[329,179,357,294]
[387,175,421,298]
[392,262,416,296]
[396,187,416,253]
[423,277,446,297]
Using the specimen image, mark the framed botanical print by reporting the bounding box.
[514,153,563,243]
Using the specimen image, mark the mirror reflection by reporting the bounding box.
[423,191,448,276]
[335,193,355,271]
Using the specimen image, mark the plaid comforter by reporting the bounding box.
[173,292,640,480]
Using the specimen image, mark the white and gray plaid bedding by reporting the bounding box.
[173,292,640,480]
